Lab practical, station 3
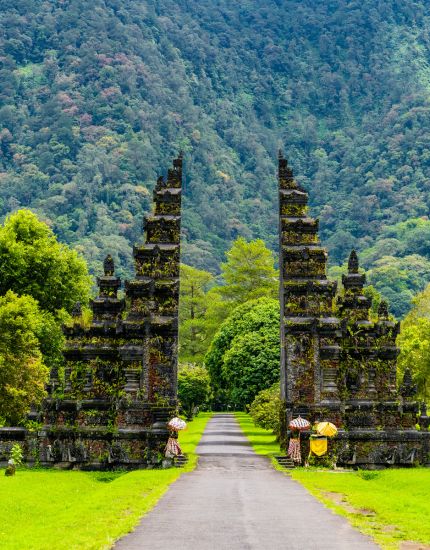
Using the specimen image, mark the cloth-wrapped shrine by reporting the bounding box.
[0,152,429,469]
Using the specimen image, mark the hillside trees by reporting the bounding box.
[1,0,430,295]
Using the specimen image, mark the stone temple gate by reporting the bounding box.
[278,153,430,467]
[0,152,429,469]
[0,155,183,468]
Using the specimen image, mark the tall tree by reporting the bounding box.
[0,209,91,378]
[0,291,49,425]
[205,298,280,406]
[0,209,91,315]
[218,237,278,307]
[397,283,430,402]
[179,264,215,364]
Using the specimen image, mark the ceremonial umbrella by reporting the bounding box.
[316,421,338,437]
[289,416,311,431]
[167,417,187,431]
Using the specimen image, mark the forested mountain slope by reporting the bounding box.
[1,0,430,315]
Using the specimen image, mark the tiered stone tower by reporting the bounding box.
[279,153,430,467]
[37,155,183,468]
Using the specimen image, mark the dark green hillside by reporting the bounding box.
[0,0,430,313]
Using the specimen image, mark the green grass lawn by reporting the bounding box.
[0,413,211,550]
[236,412,430,549]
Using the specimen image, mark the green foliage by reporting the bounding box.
[0,210,90,403]
[362,285,383,319]
[179,264,215,364]
[249,384,281,437]
[367,254,430,318]
[178,363,211,420]
[179,239,279,363]
[0,210,91,315]
[397,284,430,402]
[205,298,280,407]
[10,443,23,466]
[0,291,49,425]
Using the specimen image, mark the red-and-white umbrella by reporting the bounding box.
[289,416,311,431]
[167,417,187,431]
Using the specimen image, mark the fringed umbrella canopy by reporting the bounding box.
[167,417,187,431]
[316,421,338,437]
[289,416,311,431]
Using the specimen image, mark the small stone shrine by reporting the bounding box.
[278,152,430,467]
[0,155,183,469]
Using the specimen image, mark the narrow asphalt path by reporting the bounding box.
[115,414,378,550]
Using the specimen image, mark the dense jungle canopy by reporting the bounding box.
[1,0,430,316]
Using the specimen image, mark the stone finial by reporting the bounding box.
[173,152,183,171]
[278,151,293,181]
[348,250,359,274]
[72,301,82,318]
[104,254,115,276]
[378,300,389,320]
[400,368,417,399]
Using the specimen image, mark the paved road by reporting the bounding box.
[115,414,378,550]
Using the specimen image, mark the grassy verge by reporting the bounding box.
[291,468,430,549]
[236,412,430,549]
[0,412,211,550]
[234,412,282,468]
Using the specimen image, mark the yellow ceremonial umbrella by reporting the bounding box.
[316,422,338,437]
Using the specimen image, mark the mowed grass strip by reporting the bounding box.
[236,412,430,549]
[292,468,430,549]
[0,412,211,550]
[234,411,281,459]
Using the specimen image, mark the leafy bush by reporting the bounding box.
[10,443,23,466]
[249,384,281,437]
[358,470,381,481]
[178,364,211,420]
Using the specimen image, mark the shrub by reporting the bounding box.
[249,383,282,437]
[178,364,211,420]
[10,443,23,466]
